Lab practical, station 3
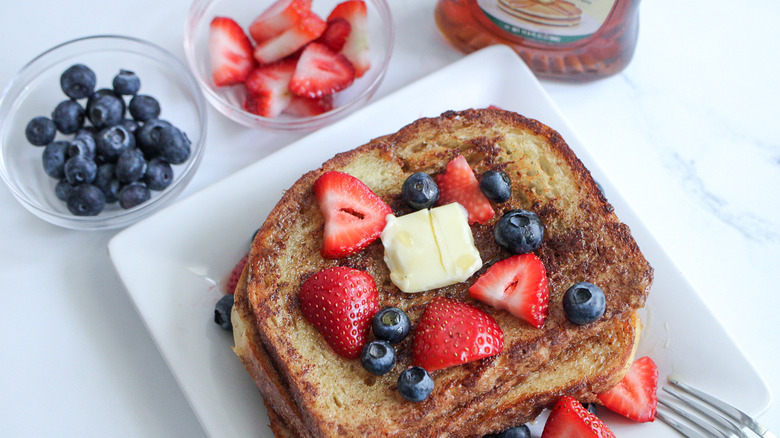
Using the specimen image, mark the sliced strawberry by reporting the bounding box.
[225,253,248,294]
[314,18,351,52]
[542,396,616,438]
[282,95,334,117]
[469,254,549,328]
[299,266,379,359]
[242,59,296,117]
[597,356,658,422]
[412,297,504,372]
[436,155,495,224]
[327,0,371,77]
[313,170,392,258]
[289,43,355,98]
[253,10,326,65]
[248,0,312,43]
[209,17,256,86]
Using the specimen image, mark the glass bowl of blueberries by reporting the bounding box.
[0,35,207,230]
[184,0,393,131]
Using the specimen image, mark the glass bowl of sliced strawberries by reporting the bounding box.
[184,0,394,131]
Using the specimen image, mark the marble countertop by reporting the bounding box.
[1,0,777,436]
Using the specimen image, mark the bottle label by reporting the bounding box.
[477,0,617,44]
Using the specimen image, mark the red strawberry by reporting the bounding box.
[314,18,351,52]
[597,356,658,422]
[253,10,326,64]
[436,155,495,224]
[313,170,392,258]
[225,253,248,294]
[469,254,549,328]
[282,95,334,117]
[327,0,371,77]
[243,59,296,117]
[412,297,504,372]
[209,17,256,86]
[299,266,379,359]
[542,396,616,438]
[248,0,312,43]
[289,43,355,98]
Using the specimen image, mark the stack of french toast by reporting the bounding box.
[231,108,653,437]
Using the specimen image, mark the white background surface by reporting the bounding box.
[1,1,778,436]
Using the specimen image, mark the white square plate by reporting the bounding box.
[108,45,770,437]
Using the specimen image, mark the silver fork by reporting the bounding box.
[655,378,776,438]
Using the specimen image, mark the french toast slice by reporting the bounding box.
[236,108,653,436]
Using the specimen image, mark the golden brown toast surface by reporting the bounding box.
[237,108,653,437]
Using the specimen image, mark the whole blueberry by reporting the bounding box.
[144,158,173,191]
[158,125,191,164]
[96,125,135,163]
[479,170,512,203]
[64,155,97,185]
[86,92,125,129]
[25,116,57,146]
[94,163,120,203]
[116,148,147,183]
[41,140,70,179]
[118,181,151,209]
[88,88,125,112]
[563,282,606,325]
[51,100,85,134]
[55,179,74,201]
[214,294,234,330]
[485,425,531,438]
[112,69,141,95]
[60,64,96,99]
[120,118,140,135]
[397,367,433,402]
[372,307,411,344]
[401,172,439,210]
[494,210,544,254]
[68,132,96,160]
[129,94,161,122]
[66,184,105,216]
[135,119,172,157]
[583,402,598,416]
[360,340,396,376]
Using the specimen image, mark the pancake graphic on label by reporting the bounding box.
[497,0,582,27]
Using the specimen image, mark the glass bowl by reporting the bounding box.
[184,0,394,131]
[0,35,208,231]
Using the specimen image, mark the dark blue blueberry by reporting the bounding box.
[484,425,531,438]
[116,148,147,183]
[583,402,598,416]
[143,158,173,191]
[118,181,151,209]
[64,155,97,185]
[66,183,105,216]
[135,119,172,157]
[372,307,410,344]
[214,294,234,330]
[60,64,96,100]
[51,100,85,134]
[112,69,140,95]
[96,125,135,163]
[494,209,544,254]
[41,140,69,179]
[129,94,161,122]
[120,118,140,135]
[397,367,433,402]
[86,92,125,129]
[158,125,191,164]
[563,282,606,325]
[360,340,396,376]
[55,179,74,201]
[401,172,439,210]
[68,132,96,160]
[25,116,56,146]
[479,170,512,203]
[94,163,120,203]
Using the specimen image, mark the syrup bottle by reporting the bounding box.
[435,0,641,82]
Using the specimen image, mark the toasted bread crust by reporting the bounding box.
[237,108,653,437]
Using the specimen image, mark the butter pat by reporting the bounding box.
[381,203,482,293]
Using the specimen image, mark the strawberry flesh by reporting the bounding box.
[249,0,312,43]
[283,95,334,117]
[209,17,256,87]
[597,356,658,422]
[436,155,494,224]
[243,59,296,117]
[542,396,616,438]
[313,170,392,258]
[299,266,379,359]
[469,253,549,328]
[253,10,326,65]
[327,0,371,78]
[289,43,355,98]
[225,253,248,294]
[314,18,352,53]
[412,297,504,372]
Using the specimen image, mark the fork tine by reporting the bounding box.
[656,404,716,438]
[663,386,748,438]
[658,397,739,438]
[669,378,776,438]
